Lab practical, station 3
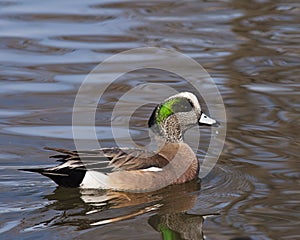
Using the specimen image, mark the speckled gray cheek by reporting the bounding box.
[162,115,183,143]
[176,111,199,129]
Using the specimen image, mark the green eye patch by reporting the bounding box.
[156,98,193,123]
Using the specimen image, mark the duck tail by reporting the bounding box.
[19,168,45,173]
[19,167,86,188]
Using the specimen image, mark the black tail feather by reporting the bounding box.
[19,167,86,188]
[19,168,44,173]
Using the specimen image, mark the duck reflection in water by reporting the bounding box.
[43,179,216,240]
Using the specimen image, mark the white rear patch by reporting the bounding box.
[80,171,110,189]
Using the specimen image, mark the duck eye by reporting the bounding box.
[172,99,193,112]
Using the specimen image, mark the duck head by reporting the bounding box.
[148,92,218,143]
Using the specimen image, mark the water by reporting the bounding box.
[1,0,299,239]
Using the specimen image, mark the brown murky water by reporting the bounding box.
[0,0,299,239]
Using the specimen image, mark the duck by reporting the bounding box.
[20,92,218,192]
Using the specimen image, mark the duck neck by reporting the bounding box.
[159,115,183,143]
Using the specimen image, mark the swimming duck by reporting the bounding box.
[21,92,218,192]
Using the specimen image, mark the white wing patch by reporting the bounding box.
[141,167,163,172]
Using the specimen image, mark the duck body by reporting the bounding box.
[21,92,217,192]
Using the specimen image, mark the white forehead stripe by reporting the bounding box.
[165,92,201,111]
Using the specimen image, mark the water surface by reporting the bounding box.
[0,0,299,239]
